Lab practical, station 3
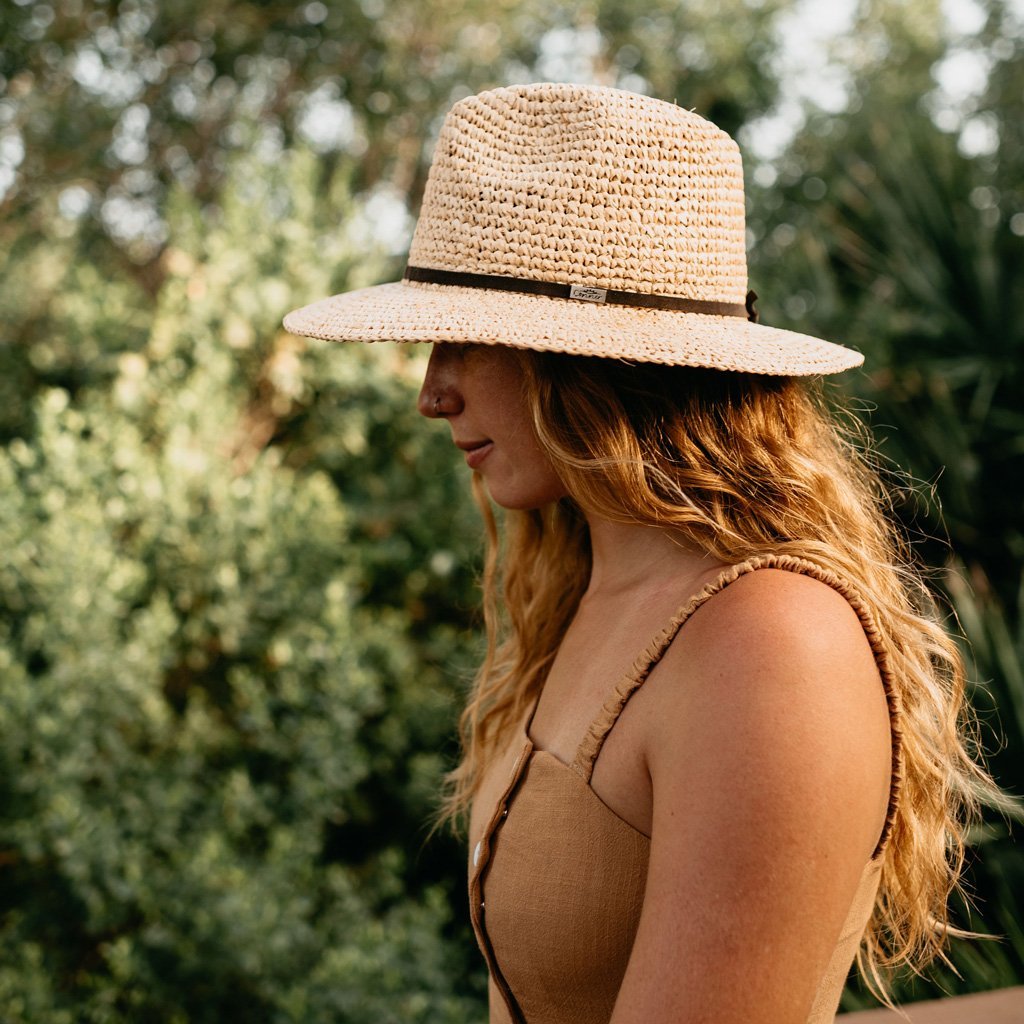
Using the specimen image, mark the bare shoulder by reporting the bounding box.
[683,565,881,673]
[645,565,893,804]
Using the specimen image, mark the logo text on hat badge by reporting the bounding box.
[569,285,608,304]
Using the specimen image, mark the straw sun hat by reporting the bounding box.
[283,82,862,376]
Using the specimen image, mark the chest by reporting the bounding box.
[471,591,691,848]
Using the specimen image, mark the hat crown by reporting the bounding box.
[408,83,748,303]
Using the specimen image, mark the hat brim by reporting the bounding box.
[283,279,863,376]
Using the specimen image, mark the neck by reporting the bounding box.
[582,513,722,600]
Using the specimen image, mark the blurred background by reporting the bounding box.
[0,0,1022,1020]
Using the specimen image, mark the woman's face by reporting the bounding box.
[418,343,567,510]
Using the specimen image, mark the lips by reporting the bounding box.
[456,439,494,469]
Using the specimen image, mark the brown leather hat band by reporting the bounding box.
[403,265,759,323]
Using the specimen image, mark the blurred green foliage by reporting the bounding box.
[1,0,1022,1018]
[0,144,488,1021]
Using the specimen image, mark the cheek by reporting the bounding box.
[489,433,568,509]
[503,377,567,504]
[457,347,567,507]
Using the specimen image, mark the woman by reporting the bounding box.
[285,83,996,1023]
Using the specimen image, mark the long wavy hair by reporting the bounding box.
[441,348,1001,995]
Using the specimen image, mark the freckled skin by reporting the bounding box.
[417,343,567,510]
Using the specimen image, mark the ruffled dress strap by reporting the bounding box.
[569,553,904,858]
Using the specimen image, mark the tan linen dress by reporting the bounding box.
[468,555,903,1024]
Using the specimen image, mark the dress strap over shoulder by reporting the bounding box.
[569,559,756,784]
[569,553,904,859]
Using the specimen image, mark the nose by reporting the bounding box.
[417,344,464,419]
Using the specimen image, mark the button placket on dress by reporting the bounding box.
[470,741,533,1024]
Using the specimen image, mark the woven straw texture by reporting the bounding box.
[284,83,864,376]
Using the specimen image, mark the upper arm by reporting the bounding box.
[610,569,893,1024]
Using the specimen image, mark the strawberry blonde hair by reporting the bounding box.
[441,349,1001,997]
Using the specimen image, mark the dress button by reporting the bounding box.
[473,840,483,867]
[501,807,508,818]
